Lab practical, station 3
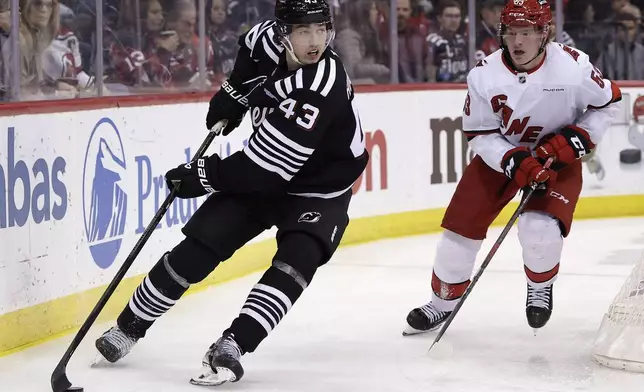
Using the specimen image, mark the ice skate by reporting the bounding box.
[403,303,451,336]
[190,332,245,386]
[526,283,553,333]
[95,326,139,363]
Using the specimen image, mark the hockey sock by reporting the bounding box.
[518,212,562,288]
[227,265,306,353]
[117,253,190,339]
[431,230,482,311]
[227,233,320,353]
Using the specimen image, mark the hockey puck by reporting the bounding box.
[620,148,642,164]
[66,388,84,392]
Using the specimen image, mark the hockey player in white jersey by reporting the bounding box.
[404,0,622,335]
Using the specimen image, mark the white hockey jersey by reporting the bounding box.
[462,42,622,172]
[42,30,93,89]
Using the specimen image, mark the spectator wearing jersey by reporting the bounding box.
[475,0,504,61]
[426,0,467,82]
[334,0,390,84]
[597,11,644,80]
[146,0,216,89]
[41,3,95,97]
[103,0,170,89]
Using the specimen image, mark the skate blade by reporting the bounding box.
[189,365,236,387]
[402,324,439,336]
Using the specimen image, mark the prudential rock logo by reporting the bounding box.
[82,118,127,269]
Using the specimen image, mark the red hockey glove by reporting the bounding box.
[536,125,595,166]
[502,147,554,189]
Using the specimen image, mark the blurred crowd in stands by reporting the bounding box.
[0,0,642,101]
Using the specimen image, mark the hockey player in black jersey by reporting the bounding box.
[94,0,368,387]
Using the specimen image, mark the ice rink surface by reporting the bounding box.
[2,217,644,392]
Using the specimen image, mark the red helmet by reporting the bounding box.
[500,0,552,28]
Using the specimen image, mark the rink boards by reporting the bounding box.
[1,84,644,355]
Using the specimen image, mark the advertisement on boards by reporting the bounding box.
[2,86,644,315]
[0,106,271,314]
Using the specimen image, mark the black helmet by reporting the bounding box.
[275,0,332,27]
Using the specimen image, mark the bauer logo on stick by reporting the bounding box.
[82,117,128,269]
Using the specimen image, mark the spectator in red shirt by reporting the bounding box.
[147,0,216,89]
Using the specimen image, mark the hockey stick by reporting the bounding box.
[428,157,554,353]
[51,120,228,392]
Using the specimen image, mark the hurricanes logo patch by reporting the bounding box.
[298,212,321,223]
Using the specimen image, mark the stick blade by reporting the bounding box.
[51,365,83,392]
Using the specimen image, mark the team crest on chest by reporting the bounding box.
[490,93,544,144]
[251,107,274,128]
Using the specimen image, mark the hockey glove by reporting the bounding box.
[205,80,249,135]
[502,147,554,189]
[165,158,217,199]
[535,125,595,166]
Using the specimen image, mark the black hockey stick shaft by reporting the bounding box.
[428,158,554,352]
[51,120,227,392]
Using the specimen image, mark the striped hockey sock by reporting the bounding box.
[227,263,308,353]
[117,254,189,339]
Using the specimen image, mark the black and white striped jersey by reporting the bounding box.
[209,21,369,198]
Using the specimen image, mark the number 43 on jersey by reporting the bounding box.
[279,98,320,131]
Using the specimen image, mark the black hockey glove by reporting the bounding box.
[205,80,250,135]
[165,157,217,199]
[206,46,266,134]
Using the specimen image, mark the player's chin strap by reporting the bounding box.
[281,37,306,67]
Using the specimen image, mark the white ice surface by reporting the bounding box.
[2,217,644,391]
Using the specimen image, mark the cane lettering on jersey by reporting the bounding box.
[490,94,544,143]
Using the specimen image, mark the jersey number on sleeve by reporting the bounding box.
[561,44,605,88]
[279,98,320,131]
[591,66,605,88]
